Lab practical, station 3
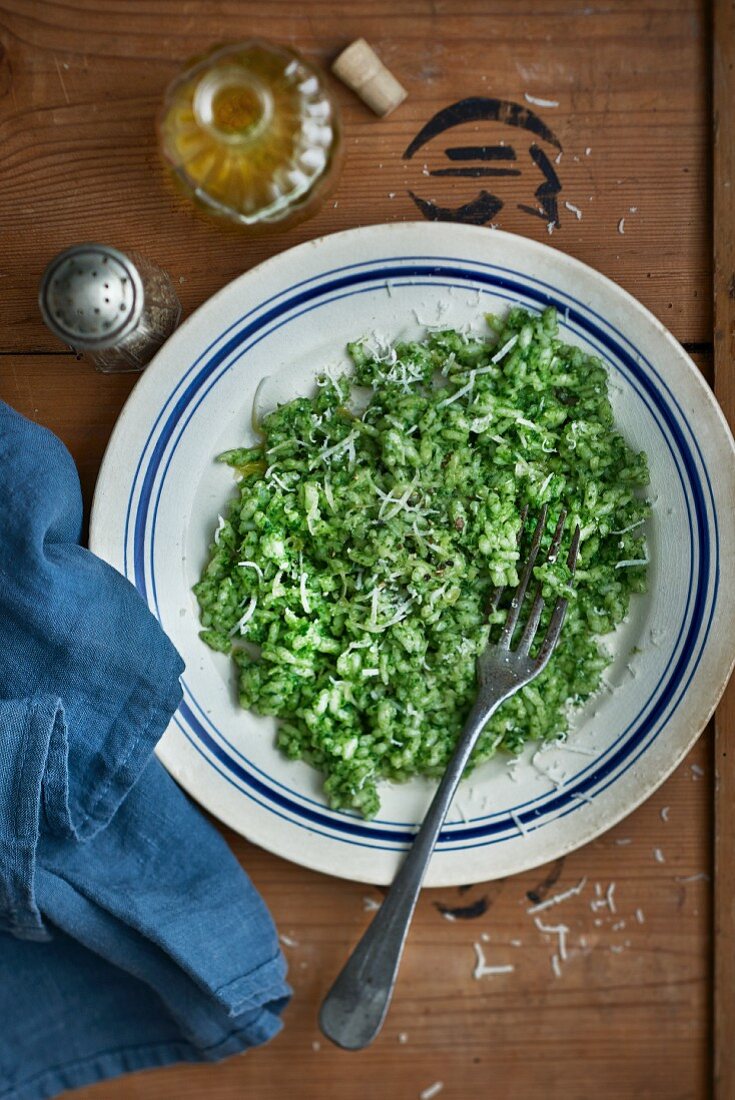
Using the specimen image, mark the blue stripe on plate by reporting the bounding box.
[123,259,716,849]
[155,278,693,833]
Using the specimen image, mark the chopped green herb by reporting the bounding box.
[194,307,649,817]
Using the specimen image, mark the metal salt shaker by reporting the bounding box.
[39,244,182,373]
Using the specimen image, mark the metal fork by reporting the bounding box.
[319,506,581,1050]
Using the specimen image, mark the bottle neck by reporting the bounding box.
[192,65,273,145]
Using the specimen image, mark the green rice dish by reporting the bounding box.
[194,306,649,817]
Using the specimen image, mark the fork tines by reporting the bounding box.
[498,507,581,665]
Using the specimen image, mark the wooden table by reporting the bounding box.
[0,2,726,1097]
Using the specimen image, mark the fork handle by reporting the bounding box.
[319,688,511,1050]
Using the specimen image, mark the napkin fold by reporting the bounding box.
[0,403,290,1100]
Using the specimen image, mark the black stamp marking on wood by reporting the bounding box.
[404,96,563,228]
[431,167,522,178]
[434,895,490,920]
[525,857,565,905]
[445,145,518,162]
[408,189,504,225]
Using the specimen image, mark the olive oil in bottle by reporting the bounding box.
[158,40,342,230]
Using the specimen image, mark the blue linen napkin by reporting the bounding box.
[0,402,290,1100]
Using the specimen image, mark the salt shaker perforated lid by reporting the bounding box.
[39,243,182,374]
[39,244,145,350]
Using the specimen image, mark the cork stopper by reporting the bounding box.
[331,39,407,117]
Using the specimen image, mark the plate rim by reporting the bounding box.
[90,221,735,885]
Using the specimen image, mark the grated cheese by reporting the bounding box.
[611,518,645,535]
[323,477,336,511]
[279,934,299,947]
[237,560,264,580]
[473,942,515,980]
[534,917,569,962]
[437,371,476,409]
[490,333,519,363]
[531,753,566,790]
[617,217,626,234]
[635,908,645,924]
[551,953,562,978]
[420,1083,444,1100]
[527,876,587,914]
[653,847,665,863]
[554,743,597,757]
[299,572,311,615]
[524,92,560,107]
[606,883,617,914]
[564,201,583,220]
[230,596,257,636]
[270,472,292,493]
[311,430,358,467]
[363,896,381,911]
[509,808,528,836]
[214,514,227,544]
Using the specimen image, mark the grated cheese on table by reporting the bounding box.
[534,917,569,962]
[420,1083,444,1100]
[527,877,587,914]
[473,942,515,980]
[606,883,617,914]
[523,92,560,108]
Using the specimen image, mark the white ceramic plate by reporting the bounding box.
[91,222,735,886]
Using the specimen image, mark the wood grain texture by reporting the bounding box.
[65,739,716,1100]
[712,0,735,1096]
[0,2,720,1098]
[0,0,711,351]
